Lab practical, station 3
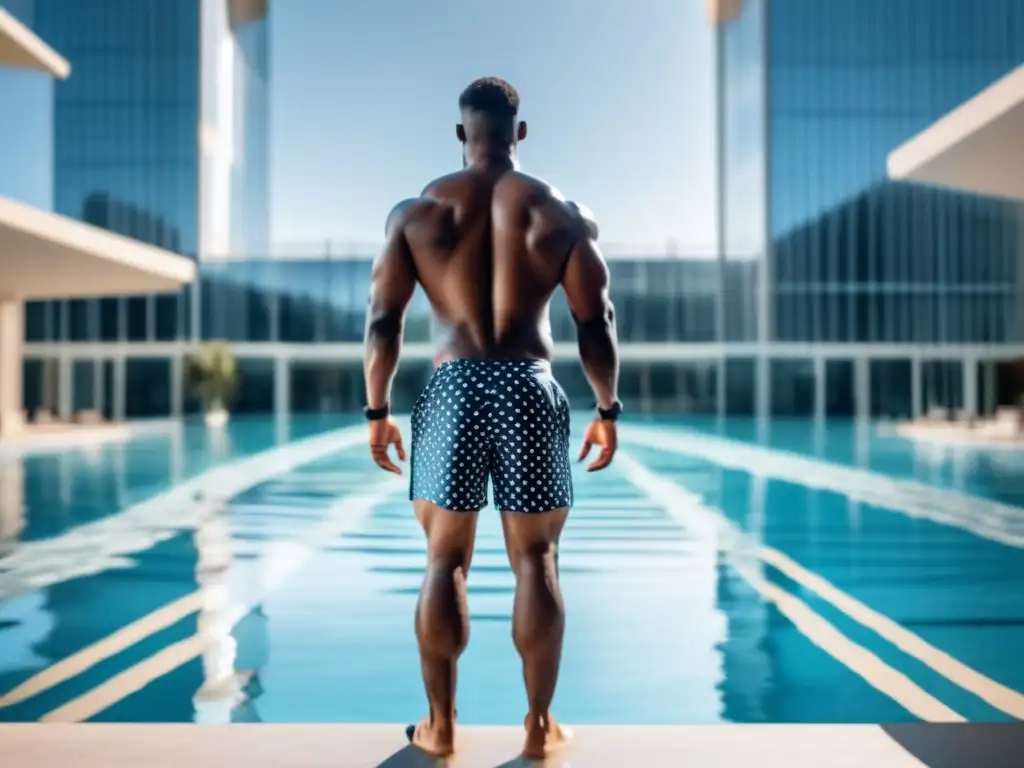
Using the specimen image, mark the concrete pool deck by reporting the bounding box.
[2,723,1022,767]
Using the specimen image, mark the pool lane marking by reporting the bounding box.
[0,592,204,709]
[0,423,374,600]
[38,479,405,723]
[757,546,1024,720]
[0,426,394,710]
[617,424,1024,549]
[615,451,965,723]
[616,432,1024,718]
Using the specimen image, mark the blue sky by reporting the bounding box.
[0,0,715,255]
[271,0,715,253]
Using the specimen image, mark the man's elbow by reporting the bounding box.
[365,309,404,342]
[573,300,615,336]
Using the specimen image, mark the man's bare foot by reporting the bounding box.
[406,715,456,758]
[522,712,573,759]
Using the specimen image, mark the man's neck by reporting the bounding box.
[464,144,517,172]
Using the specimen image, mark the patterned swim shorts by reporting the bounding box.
[409,359,573,513]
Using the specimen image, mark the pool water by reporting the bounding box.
[1,415,1023,725]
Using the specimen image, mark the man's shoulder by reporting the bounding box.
[384,198,422,236]
[385,193,449,237]
[420,170,474,198]
[564,200,599,240]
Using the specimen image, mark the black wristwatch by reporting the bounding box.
[364,403,390,421]
[597,400,623,422]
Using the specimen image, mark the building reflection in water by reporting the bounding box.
[191,494,268,723]
[0,459,25,551]
[206,421,232,463]
[715,468,770,722]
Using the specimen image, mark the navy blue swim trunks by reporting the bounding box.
[409,359,573,513]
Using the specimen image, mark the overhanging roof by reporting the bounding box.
[887,64,1024,200]
[0,197,196,300]
[0,7,69,79]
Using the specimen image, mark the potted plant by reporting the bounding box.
[186,342,238,427]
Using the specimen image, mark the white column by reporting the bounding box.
[0,299,24,438]
[962,355,978,417]
[854,356,870,424]
[57,353,72,420]
[113,355,126,421]
[910,356,922,420]
[754,353,770,421]
[813,355,826,425]
[170,353,183,418]
[274,355,290,419]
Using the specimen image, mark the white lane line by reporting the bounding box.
[614,451,965,723]
[757,547,1024,720]
[38,478,405,723]
[0,465,387,709]
[0,425,372,599]
[618,424,1024,548]
[0,592,204,708]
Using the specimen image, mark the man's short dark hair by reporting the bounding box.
[458,77,520,119]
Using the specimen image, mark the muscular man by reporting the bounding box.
[362,77,621,759]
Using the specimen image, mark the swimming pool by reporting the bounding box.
[1,415,1023,725]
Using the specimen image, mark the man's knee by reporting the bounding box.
[512,542,558,576]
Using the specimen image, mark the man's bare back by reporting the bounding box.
[361,77,620,761]
[391,166,595,364]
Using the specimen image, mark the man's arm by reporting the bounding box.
[363,203,418,410]
[561,225,618,410]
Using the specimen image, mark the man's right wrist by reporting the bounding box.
[596,400,622,422]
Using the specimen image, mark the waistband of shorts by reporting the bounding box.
[435,358,552,374]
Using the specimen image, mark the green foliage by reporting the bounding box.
[185,342,238,411]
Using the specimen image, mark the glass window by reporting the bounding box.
[724,358,756,416]
[764,0,1024,343]
[72,359,96,412]
[770,359,815,417]
[234,357,275,414]
[125,297,148,341]
[24,302,48,342]
[125,357,172,418]
[825,359,855,417]
[869,359,912,419]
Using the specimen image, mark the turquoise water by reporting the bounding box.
[1,415,1023,724]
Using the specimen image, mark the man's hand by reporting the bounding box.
[369,417,406,474]
[578,418,617,472]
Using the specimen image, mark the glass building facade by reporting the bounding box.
[15,0,1024,422]
[717,0,1024,418]
[13,0,271,419]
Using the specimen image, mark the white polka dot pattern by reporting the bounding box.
[409,359,573,513]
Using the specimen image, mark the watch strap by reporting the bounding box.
[364,404,390,421]
[597,400,622,421]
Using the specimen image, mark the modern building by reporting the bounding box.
[713,0,1024,421]
[14,0,1024,424]
[0,7,194,440]
[8,0,268,421]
